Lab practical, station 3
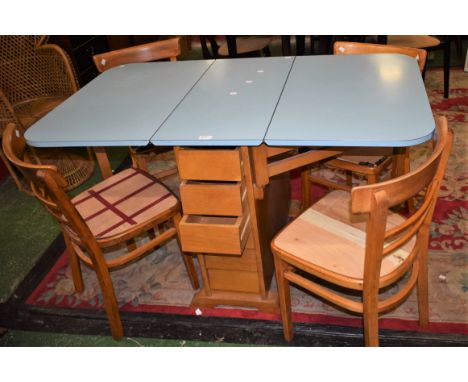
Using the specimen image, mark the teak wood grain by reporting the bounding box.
[179,212,251,255]
[180,180,246,216]
[175,147,243,182]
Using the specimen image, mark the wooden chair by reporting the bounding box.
[93,37,181,179]
[302,41,428,209]
[2,123,199,340]
[0,35,95,193]
[199,36,272,59]
[272,116,452,346]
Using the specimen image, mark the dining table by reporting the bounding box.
[25,53,435,312]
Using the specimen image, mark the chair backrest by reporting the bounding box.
[0,35,77,108]
[93,37,181,73]
[351,116,452,285]
[334,41,427,72]
[1,123,103,264]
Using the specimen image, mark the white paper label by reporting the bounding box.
[198,135,213,140]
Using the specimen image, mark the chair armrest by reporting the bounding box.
[0,88,22,136]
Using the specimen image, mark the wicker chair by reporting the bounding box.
[0,35,94,192]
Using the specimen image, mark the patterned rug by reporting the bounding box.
[26,68,468,334]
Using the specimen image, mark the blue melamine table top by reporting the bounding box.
[25,55,435,149]
[25,60,214,147]
[264,54,435,147]
[151,57,294,146]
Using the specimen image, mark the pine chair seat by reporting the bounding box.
[273,116,453,346]
[330,147,393,166]
[72,167,178,242]
[333,154,387,166]
[273,190,415,285]
[14,96,66,128]
[326,147,394,177]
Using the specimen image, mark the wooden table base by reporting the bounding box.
[191,289,279,314]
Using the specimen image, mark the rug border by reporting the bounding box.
[5,241,467,345]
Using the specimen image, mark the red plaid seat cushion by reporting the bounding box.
[72,168,178,240]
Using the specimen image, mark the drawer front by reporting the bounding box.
[177,148,242,181]
[205,246,257,272]
[180,181,246,216]
[208,269,259,293]
[179,211,251,255]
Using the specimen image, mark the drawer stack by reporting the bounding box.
[176,147,259,294]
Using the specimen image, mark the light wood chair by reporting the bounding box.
[302,41,428,209]
[93,37,181,179]
[0,35,95,193]
[2,123,199,340]
[273,116,452,346]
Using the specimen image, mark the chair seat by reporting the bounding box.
[387,35,440,49]
[72,167,178,241]
[218,36,272,56]
[329,147,393,167]
[331,154,388,167]
[273,190,415,282]
[14,96,66,128]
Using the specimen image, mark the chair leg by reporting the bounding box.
[130,148,149,172]
[443,38,451,99]
[363,300,380,347]
[301,170,311,210]
[0,147,27,193]
[346,171,353,187]
[62,232,84,293]
[401,148,415,213]
[363,287,380,346]
[273,254,294,342]
[417,230,430,327]
[367,173,378,184]
[95,266,124,340]
[172,213,199,290]
[281,36,292,56]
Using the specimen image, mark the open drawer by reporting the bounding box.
[176,148,242,181]
[178,211,251,255]
[180,180,247,216]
